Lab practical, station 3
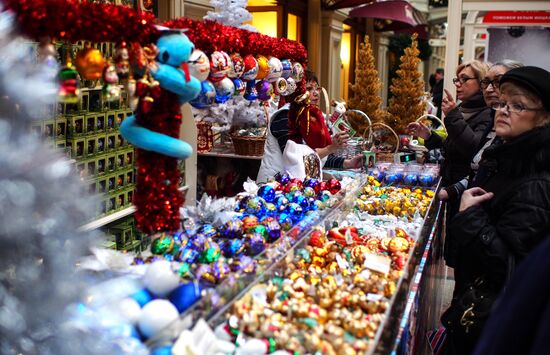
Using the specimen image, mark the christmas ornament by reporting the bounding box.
[281,59,292,79]
[114,42,130,78]
[102,62,121,102]
[273,77,287,95]
[281,77,296,96]
[151,235,175,254]
[242,54,258,81]
[266,57,283,82]
[178,247,200,264]
[75,46,106,80]
[143,260,180,297]
[256,80,273,101]
[291,62,304,81]
[188,49,210,82]
[242,215,259,230]
[212,259,232,281]
[232,78,246,96]
[222,238,246,257]
[209,50,231,82]
[327,179,342,195]
[196,264,217,284]
[244,80,258,101]
[138,300,179,338]
[190,80,216,108]
[168,282,201,313]
[403,174,418,186]
[58,57,80,104]
[255,55,270,80]
[229,53,245,78]
[246,232,267,256]
[221,219,244,239]
[257,185,276,203]
[214,77,235,103]
[113,298,142,325]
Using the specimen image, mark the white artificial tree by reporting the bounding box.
[204,0,257,32]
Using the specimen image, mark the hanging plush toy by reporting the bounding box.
[120,29,201,234]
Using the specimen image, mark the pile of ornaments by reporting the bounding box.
[355,176,435,220]
[213,225,415,354]
[187,50,304,108]
[368,162,439,187]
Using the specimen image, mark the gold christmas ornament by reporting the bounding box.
[75,46,106,80]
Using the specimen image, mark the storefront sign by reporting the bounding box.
[483,11,550,24]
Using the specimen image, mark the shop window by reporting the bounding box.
[287,13,302,42]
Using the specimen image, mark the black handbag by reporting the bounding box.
[441,254,516,339]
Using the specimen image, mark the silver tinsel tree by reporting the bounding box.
[0,4,146,354]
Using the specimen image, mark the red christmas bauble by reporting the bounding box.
[327,179,341,195]
[318,181,328,192]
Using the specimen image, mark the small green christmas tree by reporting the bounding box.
[347,35,385,135]
[387,33,425,134]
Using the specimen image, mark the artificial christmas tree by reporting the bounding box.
[387,33,426,135]
[347,35,385,135]
[204,0,257,32]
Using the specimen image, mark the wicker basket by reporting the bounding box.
[230,134,266,156]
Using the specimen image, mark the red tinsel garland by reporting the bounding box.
[4,0,159,44]
[6,0,307,65]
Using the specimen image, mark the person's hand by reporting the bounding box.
[459,187,494,212]
[438,189,449,201]
[331,131,349,148]
[343,154,364,169]
[442,89,457,116]
[407,122,431,140]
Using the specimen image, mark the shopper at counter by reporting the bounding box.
[407,60,492,187]
[440,66,550,354]
[257,71,363,182]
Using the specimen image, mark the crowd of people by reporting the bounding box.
[411,62,550,354]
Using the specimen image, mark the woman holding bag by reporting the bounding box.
[440,66,550,354]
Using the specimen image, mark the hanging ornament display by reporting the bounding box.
[214,77,235,103]
[266,57,283,82]
[188,49,210,82]
[74,45,106,80]
[102,62,121,102]
[244,80,258,101]
[228,53,245,78]
[255,80,273,101]
[291,62,304,81]
[255,55,270,80]
[190,80,216,108]
[209,50,231,82]
[58,56,80,104]
[281,59,292,79]
[114,42,130,79]
[241,54,258,81]
[273,77,287,95]
[281,77,297,96]
[232,78,246,96]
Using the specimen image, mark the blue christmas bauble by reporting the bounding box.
[222,238,246,257]
[221,218,244,239]
[281,59,292,79]
[232,78,246,96]
[275,172,291,185]
[244,80,258,101]
[152,346,173,355]
[212,259,231,281]
[190,234,208,252]
[230,255,256,273]
[369,169,385,182]
[385,173,403,185]
[292,195,309,210]
[178,247,199,264]
[168,282,201,313]
[318,190,331,203]
[214,77,235,103]
[189,80,215,109]
[419,174,435,187]
[262,219,281,243]
[273,195,289,212]
[246,196,266,215]
[246,232,266,256]
[257,185,276,202]
[131,289,154,307]
[278,213,293,231]
[404,174,418,186]
[197,224,218,239]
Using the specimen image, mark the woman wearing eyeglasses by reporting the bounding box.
[440,66,550,355]
[408,60,492,188]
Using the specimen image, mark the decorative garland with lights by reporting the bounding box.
[5,0,307,234]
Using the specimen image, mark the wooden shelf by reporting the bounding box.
[79,185,189,232]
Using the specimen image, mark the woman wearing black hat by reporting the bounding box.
[440,66,550,354]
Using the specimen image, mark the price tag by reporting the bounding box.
[363,253,391,275]
[366,293,384,302]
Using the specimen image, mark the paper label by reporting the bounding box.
[363,253,391,275]
[366,293,384,302]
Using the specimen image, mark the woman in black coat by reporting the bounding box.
[440,66,550,354]
[408,60,493,187]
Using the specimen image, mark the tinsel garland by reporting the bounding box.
[5,0,307,65]
[134,89,184,233]
[4,0,159,44]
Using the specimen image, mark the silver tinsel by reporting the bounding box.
[0,3,147,354]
